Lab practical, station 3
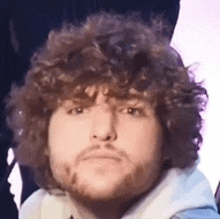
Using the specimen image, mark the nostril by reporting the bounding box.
[105,136,111,141]
[92,134,114,141]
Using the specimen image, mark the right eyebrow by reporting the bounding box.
[60,97,92,109]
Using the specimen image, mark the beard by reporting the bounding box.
[58,160,161,203]
[49,143,163,204]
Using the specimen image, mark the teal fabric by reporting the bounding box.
[171,207,220,219]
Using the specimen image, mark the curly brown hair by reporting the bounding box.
[5,12,207,190]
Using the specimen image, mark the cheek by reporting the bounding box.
[118,119,163,164]
[48,119,91,161]
[47,119,93,186]
[48,152,75,188]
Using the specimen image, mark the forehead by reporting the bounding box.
[58,84,157,112]
[67,84,150,103]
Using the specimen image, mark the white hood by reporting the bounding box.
[122,166,217,219]
[19,167,217,219]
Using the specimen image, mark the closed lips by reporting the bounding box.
[82,152,121,161]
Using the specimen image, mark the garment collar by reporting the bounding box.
[122,166,217,219]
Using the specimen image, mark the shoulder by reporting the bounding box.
[19,189,73,219]
[19,189,48,219]
[171,207,220,219]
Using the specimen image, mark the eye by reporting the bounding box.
[122,107,144,116]
[67,107,84,115]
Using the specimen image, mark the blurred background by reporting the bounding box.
[171,0,220,192]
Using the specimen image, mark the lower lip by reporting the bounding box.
[82,157,121,163]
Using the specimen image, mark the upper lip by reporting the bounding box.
[82,151,122,161]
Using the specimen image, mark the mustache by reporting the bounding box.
[75,143,130,164]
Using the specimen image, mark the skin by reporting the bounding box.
[47,84,164,219]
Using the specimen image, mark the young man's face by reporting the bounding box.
[47,84,164,202]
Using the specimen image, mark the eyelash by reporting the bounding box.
[121,107,144,116]
[67,107,84,115]
[66,106,144,117]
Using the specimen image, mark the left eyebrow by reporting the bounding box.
[116,99,147,109]
[114,93,148,103]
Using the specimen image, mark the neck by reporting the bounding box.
[68,193,147,219]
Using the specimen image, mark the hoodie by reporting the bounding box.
[19,166,220,219]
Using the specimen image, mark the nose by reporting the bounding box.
[90,108,117,142]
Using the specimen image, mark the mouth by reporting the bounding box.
[83,156,121,161]
[82,152,122,162]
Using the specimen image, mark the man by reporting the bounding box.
[6,13,220,219]
[1,0,180,208]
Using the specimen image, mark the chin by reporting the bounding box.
[66,171,142,202]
